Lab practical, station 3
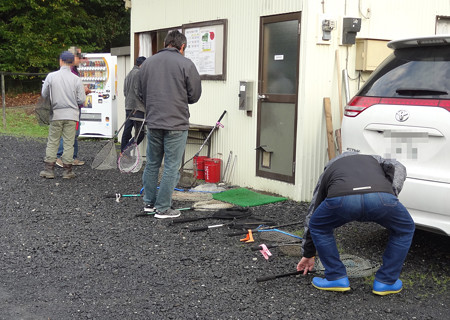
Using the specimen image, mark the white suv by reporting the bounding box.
[342,35,450,236]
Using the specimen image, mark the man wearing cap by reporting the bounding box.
[120,56,146,154]
[40,51,86,179]
[55,46,90,167]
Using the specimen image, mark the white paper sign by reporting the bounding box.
[185,27,217,75]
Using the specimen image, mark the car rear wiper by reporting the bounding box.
[396,88,448,96]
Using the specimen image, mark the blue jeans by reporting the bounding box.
[142,129,188,212]
[309,193,415,284]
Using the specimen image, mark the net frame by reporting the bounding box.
[257,230,380,277]
[91,140,118,170]
[258,230,302,257]
[314,254,381,278]
[35,95,52,126]
[117,118,146,173]
[91,109,138,170]
[192,200,235,211]
[118,140,142,173]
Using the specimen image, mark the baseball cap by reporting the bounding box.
[60,51,75,63]
[136,56,146,66]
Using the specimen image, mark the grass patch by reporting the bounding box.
[291,229,304,238]
[403,271,450,296]
[363,269,450,298]
[0,107,48,138]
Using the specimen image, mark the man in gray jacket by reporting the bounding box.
[121,56,146,153]
[40,51,86,179]
[297,152,415,295]
[139,30,202,218]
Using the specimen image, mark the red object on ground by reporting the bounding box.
[194,156,209,180]
[204,158,221,183]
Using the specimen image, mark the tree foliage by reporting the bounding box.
[0,0,130,73]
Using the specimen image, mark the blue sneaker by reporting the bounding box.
[311,277,350,292]
[372,279,403,296]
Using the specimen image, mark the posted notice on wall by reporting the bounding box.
[185,27,216,75]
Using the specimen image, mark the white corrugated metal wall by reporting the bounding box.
[129,0,450,201]
[111,47,132,145]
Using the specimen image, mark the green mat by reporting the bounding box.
[212,188,287,207]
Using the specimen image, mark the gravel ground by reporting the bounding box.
[0,135,449,320]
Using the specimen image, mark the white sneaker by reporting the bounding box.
[154,208,181,219]
[144,204,156,213]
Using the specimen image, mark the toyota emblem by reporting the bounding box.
[395,110,409,122]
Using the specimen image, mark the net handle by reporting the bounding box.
[227,221,303,236]
[193,110,226,157]
[114,108,140,139]
[250,241,301,251]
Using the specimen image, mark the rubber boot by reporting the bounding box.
[39,161,55,179]
[372,279,403,296]
[62,163,76,179]
[312,277,351,292]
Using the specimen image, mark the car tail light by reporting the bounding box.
[439,99,450,111]
[344,96,450,117]
[344,97,381,117]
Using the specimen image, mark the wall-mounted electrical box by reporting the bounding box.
[341,17,361,45]
[317,14,337,45]
[239,81,253,111]
[355,38,392,71]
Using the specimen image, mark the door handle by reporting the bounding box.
[258,94,268,100]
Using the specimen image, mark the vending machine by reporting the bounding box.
[78,53,117,138]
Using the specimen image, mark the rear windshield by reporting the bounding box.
[358,46,450,99]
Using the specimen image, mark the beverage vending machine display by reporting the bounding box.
[78,53,117,138]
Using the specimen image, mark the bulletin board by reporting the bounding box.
[182,19,227,80]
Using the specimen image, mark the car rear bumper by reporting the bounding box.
[399,177,450,236]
